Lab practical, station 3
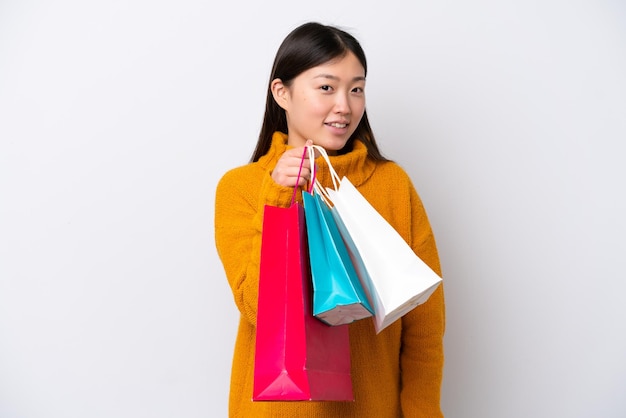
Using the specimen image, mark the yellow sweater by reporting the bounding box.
[215,132,445,417]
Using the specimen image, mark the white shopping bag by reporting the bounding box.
[310,145,442,334]
[327,177,442,333]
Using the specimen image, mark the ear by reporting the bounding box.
[270,78,290,111]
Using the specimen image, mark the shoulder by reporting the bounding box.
[371,160,415,188]
[376,160,411,176]
[366,160,426,211]
[215,162,268,210]
[216,162,263,191]
[356,159,417,204]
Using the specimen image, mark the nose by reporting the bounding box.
[333,92,351,115]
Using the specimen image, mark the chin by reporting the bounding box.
[315,137,351,153]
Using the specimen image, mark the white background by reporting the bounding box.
[1,1,625,417]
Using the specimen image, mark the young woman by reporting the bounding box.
[214,22,445,417]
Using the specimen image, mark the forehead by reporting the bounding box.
[301,52,365,80]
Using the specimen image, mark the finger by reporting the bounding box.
[299,167,311,182]
[288,153,311,171]
[296,173,309,187]
[273,164,310,186]
[285,148,309,165]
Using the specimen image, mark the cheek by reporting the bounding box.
[295,91,329,114]
[352,98,366,118]
[302,97,330,116]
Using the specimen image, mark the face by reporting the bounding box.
[272,52,366,153]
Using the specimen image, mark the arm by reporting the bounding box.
[214,168,295,325]
[214,144,311,325]
[400,184,446,417]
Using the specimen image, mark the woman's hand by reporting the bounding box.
[271,140,313,188]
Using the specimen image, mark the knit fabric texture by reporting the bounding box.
[214,131,445,417]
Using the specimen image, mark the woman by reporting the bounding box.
[215,21,445,417]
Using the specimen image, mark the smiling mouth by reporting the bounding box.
[327,122,348,128]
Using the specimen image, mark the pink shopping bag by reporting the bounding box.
[252,149,354,401]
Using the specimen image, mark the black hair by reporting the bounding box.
[250,22,387,162]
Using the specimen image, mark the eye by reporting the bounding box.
[352,86,364,93]
[320,85,333,92]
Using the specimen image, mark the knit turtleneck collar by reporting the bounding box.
[258,131,377,188]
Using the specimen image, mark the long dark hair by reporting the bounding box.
[250,22,388,163]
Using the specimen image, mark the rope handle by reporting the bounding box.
[307,150,317,194]
[291,146,317,205]
[290,146,309,206]
[289,142,341,206]
[305,144,341,207]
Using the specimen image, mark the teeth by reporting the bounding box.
[330,123,347,128]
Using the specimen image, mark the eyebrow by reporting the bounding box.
[313,74,366,82]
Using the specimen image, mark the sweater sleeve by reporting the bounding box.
[400,182,446,418]
[214,166,296,326]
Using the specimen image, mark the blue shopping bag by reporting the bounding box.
[303,190,373,326]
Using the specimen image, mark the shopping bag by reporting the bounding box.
[310,145,442,334]
[252,148,353,401]
[303,190,374,326]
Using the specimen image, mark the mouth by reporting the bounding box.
[326,122,348,128]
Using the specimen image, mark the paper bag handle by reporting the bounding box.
[290,146,317,205]
[306,144,341,206]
